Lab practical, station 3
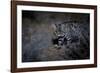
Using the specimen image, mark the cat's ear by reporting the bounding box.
[51,24,57,31]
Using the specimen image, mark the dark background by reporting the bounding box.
[22,10,90,62]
